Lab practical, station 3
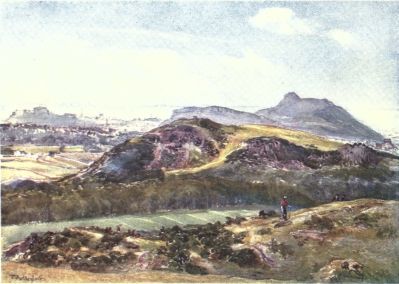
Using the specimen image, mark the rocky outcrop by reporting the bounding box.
[339,143,382,166]
[147,124,220,169]
[226,137,381,170]
[313,259,364,282]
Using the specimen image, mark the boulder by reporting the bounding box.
[313,259,364,282]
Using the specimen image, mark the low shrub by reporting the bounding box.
[304,214,334,231]
[376,225,397,239]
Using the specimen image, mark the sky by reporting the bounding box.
[0,1,398,134]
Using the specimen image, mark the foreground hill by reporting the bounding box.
[76,118,344,183]
[77,118,391,185]
[76,118,236,182]
[3,199,398,282]
[2,118,398,225]
[256,92,383,141]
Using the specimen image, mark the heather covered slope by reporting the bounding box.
[75,117,390,186]
[256,92,384,141]
[3,199,398,282]
[76,118,343,183]
[76,118,237,182]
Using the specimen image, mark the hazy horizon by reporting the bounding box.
[1,1,398,134]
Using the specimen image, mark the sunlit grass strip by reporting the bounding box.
[167,124,342,176]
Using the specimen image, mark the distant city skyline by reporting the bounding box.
[1,1,398,133]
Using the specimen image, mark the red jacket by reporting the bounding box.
[280,199,288,207]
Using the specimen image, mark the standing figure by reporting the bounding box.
[332,194,340,202]
[280,196,289,220]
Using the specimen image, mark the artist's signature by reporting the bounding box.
[8,273,44,282]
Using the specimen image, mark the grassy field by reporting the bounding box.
[1,157,78,181]
[1,207,271,248]
[10,144,85,154]
[1,146,102,183]
[167,124,342,175]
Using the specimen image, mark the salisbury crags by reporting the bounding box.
[166,93,384,142]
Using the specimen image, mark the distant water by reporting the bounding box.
[2,205,281,247]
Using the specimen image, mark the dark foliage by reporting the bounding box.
[157,222,250,272]
[304,215,334,231]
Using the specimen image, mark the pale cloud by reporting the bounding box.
[327,29,358,49]
[249,7,314,35]
[249,8,362,51]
